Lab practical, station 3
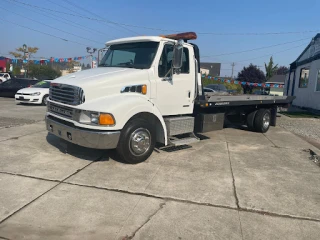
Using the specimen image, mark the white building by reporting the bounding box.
[200,68,209,75]
[285,34,320,111]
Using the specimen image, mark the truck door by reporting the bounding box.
[155,43,195,116]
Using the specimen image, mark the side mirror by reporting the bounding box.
[172,39,184,69]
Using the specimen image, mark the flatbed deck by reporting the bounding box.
[196,94,294,108]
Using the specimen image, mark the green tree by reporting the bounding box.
[237,64,266,83]
[264,56,278,81]
[13,67,21,75]
[9,46,39,59]
[28,65,61,80]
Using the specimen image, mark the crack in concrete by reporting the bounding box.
[226,142,240,209]
[1,170,320,224]
[0,154,103,226]
[0,236,11,240]
[0,130,47,143]
[122,202,166,240]
[237,211,244,240]
[262,133,278,147]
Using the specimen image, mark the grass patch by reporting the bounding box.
[279,111,320,119]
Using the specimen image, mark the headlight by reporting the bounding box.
[31,92,41,96]
[78,110,115,126]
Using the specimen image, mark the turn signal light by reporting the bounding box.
[99,113,115,125]
[141,85,147,94]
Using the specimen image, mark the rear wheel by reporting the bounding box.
[116,118,155,164]
[42,94,49,106]
[246,110,258,131]
[254,109,271,133]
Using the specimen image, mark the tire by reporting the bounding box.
[254,109,271,133]
[42,94,49,106]
[246,110,258,131]
[116,118,155,164]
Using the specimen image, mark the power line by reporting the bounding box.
[8,0,320,36]
[0,17,96,47]
[235,42,307,63]
[61,0,140,35]
[44,0,118,38]
[202,37,312,58]
[1,7,105,46]
[198,30,320,36]
[4,0,109,38]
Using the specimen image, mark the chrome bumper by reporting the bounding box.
[45,116,120,149]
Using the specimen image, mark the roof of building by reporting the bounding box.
[290,33,320,69]
[266,75,286,84]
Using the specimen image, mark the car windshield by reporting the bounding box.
[31,81,50,88]
[99,42,159,69]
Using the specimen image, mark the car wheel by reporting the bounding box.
[42,94,49,106]
[254,109,271,133]
[116,118,155,164]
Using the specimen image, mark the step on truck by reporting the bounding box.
[45,32,294,164]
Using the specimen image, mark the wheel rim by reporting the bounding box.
[44,96,48,105]
[263,113,270,129]
[129,128,151,156]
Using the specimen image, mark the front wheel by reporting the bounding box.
[116,118,155,164]
[42,94,49,106]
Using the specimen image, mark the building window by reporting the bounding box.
[298,68,309,88]
[316,70,320,92]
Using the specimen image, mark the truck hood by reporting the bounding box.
[52,67,150,102]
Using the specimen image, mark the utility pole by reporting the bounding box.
[231,62,235,79]
[86,47,97,68]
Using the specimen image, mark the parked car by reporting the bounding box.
[253,90,269,95]
[0,72,12,83]
[203,87,216,93]
[204,84,229,95]
[15,80,51,105]
[0,78,39,98]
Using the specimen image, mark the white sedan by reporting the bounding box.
[15,80,51,105]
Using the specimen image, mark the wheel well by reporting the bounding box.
[129,112,165,144]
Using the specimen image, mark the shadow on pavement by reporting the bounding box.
[46,132,126,163]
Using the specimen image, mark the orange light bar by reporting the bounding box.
[160,32,197,41]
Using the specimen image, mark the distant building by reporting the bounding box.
[200,62,221,77]
[266,75,286,96]
[200,68,209,75]
[285,33,320,111]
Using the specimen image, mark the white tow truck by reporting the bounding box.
[45,32,294,164]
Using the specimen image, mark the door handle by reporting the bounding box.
[188,91,191,98]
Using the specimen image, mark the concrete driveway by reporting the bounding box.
[0,97,319,239]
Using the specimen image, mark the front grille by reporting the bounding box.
[49,83,84,106]
[48,102,74,119]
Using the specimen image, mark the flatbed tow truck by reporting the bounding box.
[45,32,294,163]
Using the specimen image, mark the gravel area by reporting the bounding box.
[277,114,320,143]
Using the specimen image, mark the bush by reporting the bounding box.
[28,64,61,80]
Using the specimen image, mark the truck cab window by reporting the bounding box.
[158,44,189,77]
[99,42,159,69]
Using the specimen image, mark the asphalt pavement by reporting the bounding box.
[0,97,319,240]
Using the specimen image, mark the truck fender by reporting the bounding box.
[121,97,168,145]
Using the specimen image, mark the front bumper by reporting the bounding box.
[15,95,41,104]
[45,116,120,149]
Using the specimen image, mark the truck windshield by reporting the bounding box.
[99,42,159,69]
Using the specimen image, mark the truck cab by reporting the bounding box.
[45,32,293,164]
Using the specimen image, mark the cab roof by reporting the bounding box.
[105,32,197,46]
[105,36,175,46]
